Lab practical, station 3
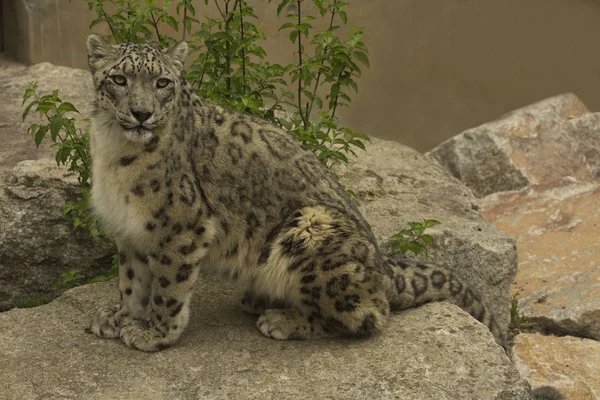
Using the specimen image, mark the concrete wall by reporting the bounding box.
[3,0,600,151]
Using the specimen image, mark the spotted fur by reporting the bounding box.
[85,35,505,352]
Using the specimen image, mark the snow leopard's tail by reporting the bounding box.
[383,257,506,347]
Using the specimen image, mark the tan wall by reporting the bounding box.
[3,0,600,151]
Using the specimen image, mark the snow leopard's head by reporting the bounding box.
[86,35,188,143]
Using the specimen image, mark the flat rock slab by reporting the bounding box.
[427,93,599,197]
[0,277,531,400]
[480,179,600,339]
[513,333,600,399]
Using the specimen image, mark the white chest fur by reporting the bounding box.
[90,115,162,247]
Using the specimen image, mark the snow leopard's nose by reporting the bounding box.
[131,108,153,123]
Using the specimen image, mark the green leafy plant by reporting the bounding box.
[52,268,85,290]
[22,82,102,240]
[86,254,120,283]
[390,219,441,257]
[22,83,112,287]
[85,0,371,168]
[509,294,535,329]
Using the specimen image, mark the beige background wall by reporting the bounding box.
[3,0,600,151]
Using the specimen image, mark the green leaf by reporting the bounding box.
[162,15,179,31]
[348,139,366,151]
[423,219,441,229]
[89,17,104,29]
[27,124,39,135]
[278,22,295,31]
[398,240,408,254]
[36,101,57,113]
[353,51,369,67]
[329,83,340,101]
[407,241,424,256]
[57,102,80,114]
[50,116,63,141]
[419,234,434,247]
[22,100,38,121]
[275,0,294,16]
[338,10,348,25]
[34,126,48,148]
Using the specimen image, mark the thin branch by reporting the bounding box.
[297,0,308,130]
[197,39,213,89]
[325,68,352,137]
[239,0,246,94]
[226,0,241,24]
[306,1,337,122]
[101,10,116,39]
[182,3,187,41]
[214,0,225,18]
[149,10,163,45]
[224,0,232,94]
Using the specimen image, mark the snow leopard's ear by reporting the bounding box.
[164,41,188,71]
[86,35,116,73]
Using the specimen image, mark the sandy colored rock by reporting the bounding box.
[480,179,600,339]
[427,93,599,197]
[513,333,600,400]
[0,277,532,400]
[337,139,517,332]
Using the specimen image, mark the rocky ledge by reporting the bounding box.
[2,56,594,399]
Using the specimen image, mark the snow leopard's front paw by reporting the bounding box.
[87,306,132,339]
[119,320,180,352]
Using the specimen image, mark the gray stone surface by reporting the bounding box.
[427,93,597,197]
[0,277,533,400]
[0,59,529,397]
[337,139,517,333]
[0,57,95,172]
[1,60,518,330]
[0,159,114,310]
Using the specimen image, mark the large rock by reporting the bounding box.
[429,92,600,337]
[0,59,526,396]
[0,277,533,400]
[480,178,600,340]
[0,58,105,309]
[427,93,599,197]
[337,139,517,333]
[0,159,114,310]
[1,59,518,330]
[0,58,95,171]
[429,93,600,398]
[513,333,600,399]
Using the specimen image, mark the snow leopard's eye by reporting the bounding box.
[111,75,127,86]
[156,78,171,89]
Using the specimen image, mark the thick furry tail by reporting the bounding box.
[384,257,505,347]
